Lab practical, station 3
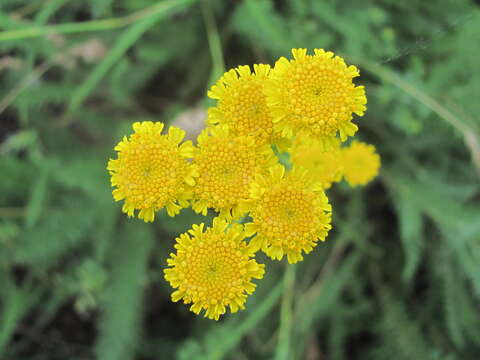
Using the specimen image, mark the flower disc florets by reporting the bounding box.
[208,64,275,145]
[291,137,343,189]
[164,218,265,320]
[242,164,332,264]
[265,48,367,145]
[341,140,381,186]
[192,126,276,219]
[107,121,197,222]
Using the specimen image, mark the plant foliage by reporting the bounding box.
[0,0,479,359]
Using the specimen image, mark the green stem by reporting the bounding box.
[275,264,296,360]
[63,0,196,119]
[207,282,283,359]
[0,0,195,42]
[201,0,225,86]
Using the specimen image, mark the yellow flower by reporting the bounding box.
[291,137,343,189]
[191,126,276,219]
[208,64,275,145]
[164,218,265,320]
[107,121,197,222]
[341,140,381,186]
[242,164,332,264]
[265,48,367,145]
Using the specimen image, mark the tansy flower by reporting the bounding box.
[290,137,343,189]
[191,126,276,219]
[265,48,367,146]
[241,164,332,264]
[164,218,265,320]
[341,140,381,186]
[107,121,197,222]
[207,64,275,145]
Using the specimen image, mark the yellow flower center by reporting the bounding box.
[193,130,274,213]
[265,49,366,141]
[244,164,332,263]
[116,140,187,209]
[255,185,316,243]
[342,141,381,186]
[217,78,273,141]
[180,235,246,302]
[208,65,274,145]
[164,221,265,320]
[196,143,249,207]
[291,138,343,189]
[286,58,354,136]
[108,122,196,221]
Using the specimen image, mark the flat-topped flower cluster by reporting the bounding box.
[107,48,381,320]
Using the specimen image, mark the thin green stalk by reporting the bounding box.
[63,0,196,119]
[207,282,283,359]
[9,0,47,17]
[201,0,225,86]
[0,60,53,116]
[275,264,296,360]
[297,253,361,333]
[0,0,195,42]
[0,274,42,354]
[244,0,289,52]
[35,0,71,25]
[0,17,124,42]
[14,0,72,124]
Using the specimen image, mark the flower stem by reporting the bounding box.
[0,0,197,42]
[275,263,296,360]
[201,0,225,88]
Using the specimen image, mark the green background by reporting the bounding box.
[1,0,479,359]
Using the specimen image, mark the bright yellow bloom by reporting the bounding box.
[208,64,275,145]
[341,140,381,186]
[192,126,276,219]
[164,218,265,320]
[107,121,197,222]
[265,48,367,146]
[291,137,343,189]
[241,164,332,264]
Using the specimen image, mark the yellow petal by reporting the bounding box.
[168,126,186,144]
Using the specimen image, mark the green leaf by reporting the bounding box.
[442,258,466,348]
[90,0,113,18]
[15,196,97,266]
[394,181,424,281]
[0,273,42,353]
[377,286,431,360]
[95,221,154,360]
[25,163,51,228]
[297,253,361,332]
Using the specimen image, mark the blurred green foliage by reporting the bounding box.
[1,0,479,359]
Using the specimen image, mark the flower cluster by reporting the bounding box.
[107,48,381,320]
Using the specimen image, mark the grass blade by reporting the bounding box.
[65,0,196,118]
[274,264,296,360]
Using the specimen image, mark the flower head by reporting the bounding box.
[265,48,366,145]
[192,126,276,219]
[164,218,265,320]
[208,64,275,145]
[291,137,343,189]
[107,121,197,222]
[341,140,381,186]
[242,164,332,264]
